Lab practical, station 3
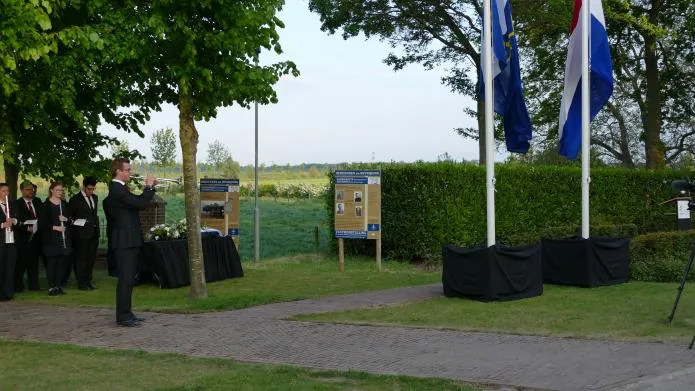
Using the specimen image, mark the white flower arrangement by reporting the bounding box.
[147,220,188,241]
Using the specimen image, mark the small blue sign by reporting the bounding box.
[228,228,239,236]
[367,224,380,232]
[335,230,368,239]
[335,170,381,177]
[200,178,239,192]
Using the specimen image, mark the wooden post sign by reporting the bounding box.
[334,170,381,271]
[200,178,240,248]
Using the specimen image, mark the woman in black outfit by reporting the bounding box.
[40,182,72,296]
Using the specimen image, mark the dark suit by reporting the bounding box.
[0,203,18,300]
[13,197,42,291]
[103,180,154,322]
[68,192,100,289]
[39,200,73,289]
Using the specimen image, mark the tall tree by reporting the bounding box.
[206,140,231,168]
[513,0,695,168]
[129,0,298,298]
[151,127,177,168]
[206,140,240,178]
[308,0,494,164]
[1,1,156,195]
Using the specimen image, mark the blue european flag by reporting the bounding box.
[480,0,532,153]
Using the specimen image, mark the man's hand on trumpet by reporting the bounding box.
[145,173,157,188]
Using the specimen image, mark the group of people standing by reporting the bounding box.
[0,177,101,300]
[1,158,157,327]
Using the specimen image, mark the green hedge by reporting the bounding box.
[630,230,695,282]
[327,163,687,261]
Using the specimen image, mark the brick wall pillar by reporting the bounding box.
[139,194,166,236]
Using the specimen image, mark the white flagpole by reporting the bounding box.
[581,0,590,238]
[483,0,495,246]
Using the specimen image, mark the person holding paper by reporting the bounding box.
[13,181,42,292]
[0,183,18,301]
[103,158,156,327]
[39,182,73,296]
[68,176,100,290]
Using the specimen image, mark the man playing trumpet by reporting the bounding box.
[103,158,157,327]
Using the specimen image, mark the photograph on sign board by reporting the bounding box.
[355,206,362,217]
[201,200,225,218]
[354,191,362,203]
[336,203,345,215]
[336,190,344,201]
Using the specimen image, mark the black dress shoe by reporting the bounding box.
[87,283,96,290]
[131,315,145,322]
[116,319,139,327]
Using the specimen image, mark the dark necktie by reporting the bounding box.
[26,201,36,219]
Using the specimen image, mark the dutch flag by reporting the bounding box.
[558,0,613,160]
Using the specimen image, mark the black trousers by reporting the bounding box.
[46,255,65,289]
[15,239,40,292]
[73,237,98,287]
[115,247,139,322]
[0,245,17,300]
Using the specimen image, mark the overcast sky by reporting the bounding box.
[98,0,502,166]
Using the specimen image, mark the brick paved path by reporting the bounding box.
[2,284,695,391]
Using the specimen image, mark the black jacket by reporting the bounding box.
[39,199,73,256]
[13,197,43,246]
[68,192,100,240]
[103,181,155,249]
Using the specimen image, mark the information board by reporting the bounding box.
[200,178,240,247]
[334,170,381,239]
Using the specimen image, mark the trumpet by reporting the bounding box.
[130,174,183,187]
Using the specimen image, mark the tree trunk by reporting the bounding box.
[3,159,19,199]
[477,98,486,166]
[643,34,664,169]
[178,91,207,299]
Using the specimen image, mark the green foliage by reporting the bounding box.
[206,140,240,178]
[150,127,177,168]
[513,0,695,167]
[630,230,695,282]
[1,1,158,192]
[239,183,328,199]
[327,163,687,260]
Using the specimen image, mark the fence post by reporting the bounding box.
[314,225,320,254]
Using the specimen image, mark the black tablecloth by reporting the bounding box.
[542,236,630,287]
[140,236,243,288]
[442,243,543,301]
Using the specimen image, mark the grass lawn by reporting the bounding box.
[98,196,330,261]
[15,256,439,313]
[0,340,477,391]
[294,282,695,343]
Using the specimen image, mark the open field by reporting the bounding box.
[294,281,695,343]
[15,256,439,313]
[0,340,478,391]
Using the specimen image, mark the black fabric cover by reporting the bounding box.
[141,236,243,289]
[442,243,543,301]
[542,236,630,287]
